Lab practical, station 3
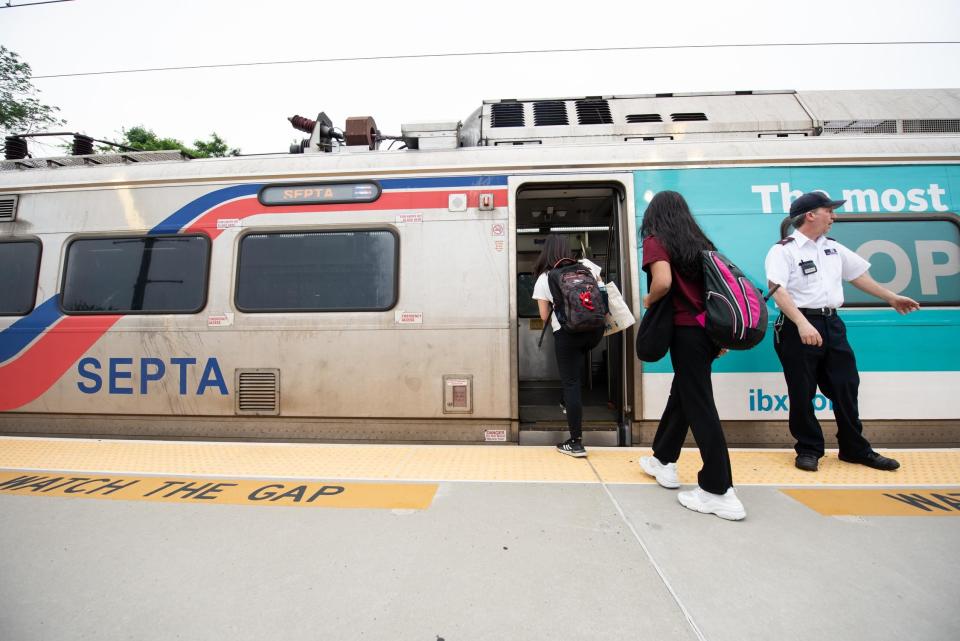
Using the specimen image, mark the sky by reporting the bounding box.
[2,0,960,155]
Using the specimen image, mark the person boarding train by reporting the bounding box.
[765,192,920,472]
[532,235,606,458]
[637,191,746,521]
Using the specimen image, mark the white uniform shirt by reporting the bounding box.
[764,229,870,309]
[532,258,603,332]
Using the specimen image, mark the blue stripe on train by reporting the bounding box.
[0,297,62,364]
[149,184,264,235]
[148,176,509,235]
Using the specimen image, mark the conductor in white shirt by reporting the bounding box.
[764,192,920,472]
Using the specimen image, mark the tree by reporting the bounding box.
[107,126,240,157]
[0,45,63,135]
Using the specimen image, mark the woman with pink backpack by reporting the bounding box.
[637,191,746,521]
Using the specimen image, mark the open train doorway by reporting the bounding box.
[514,180,632,446]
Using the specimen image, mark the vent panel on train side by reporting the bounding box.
[235,369,280,416]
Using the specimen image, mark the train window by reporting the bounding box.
[61,235,210,314]
[0,239,41,316]
[235,229,398,312]
[831,215,960,306]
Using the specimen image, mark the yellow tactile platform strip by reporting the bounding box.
[1,437,959,486]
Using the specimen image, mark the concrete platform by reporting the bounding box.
[0,437,958,641]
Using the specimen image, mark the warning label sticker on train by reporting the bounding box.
[0,471,437,510]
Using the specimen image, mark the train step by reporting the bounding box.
[519,421,619,446]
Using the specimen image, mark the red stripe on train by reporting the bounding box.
[0,315,121,411]
[184,189,508,238]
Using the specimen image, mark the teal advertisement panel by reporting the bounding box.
[634,165,960,374]
[830,218,960,305]
[634,165,960,217]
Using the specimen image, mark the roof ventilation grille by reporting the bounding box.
[626,113,663,124]
[902,119,960,134]
[822,120,897,135]
[533,101,569,126]
[0,195,18,222]
[671,112,708,122]
[491,102,525,128]
[575,99,613,125]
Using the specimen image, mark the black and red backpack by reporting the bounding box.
[546,258,608,334]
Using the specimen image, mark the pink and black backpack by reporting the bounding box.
[697,251,769,350]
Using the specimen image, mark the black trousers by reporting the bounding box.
[553,327,604,440]
[773,313,873,459]
[652,326,733,495]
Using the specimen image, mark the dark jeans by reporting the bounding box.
[652,326,733,495]
[553,327,604,440]
[773,314,873,459]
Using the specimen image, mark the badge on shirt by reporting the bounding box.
[799,260,818,275]
[824,248,838,256]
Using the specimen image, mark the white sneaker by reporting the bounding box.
[639,456,680,489]
[677,487,746,521]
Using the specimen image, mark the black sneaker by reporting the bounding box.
[556,438,587,458]
[795,454,819,472]
[838,451,900,471]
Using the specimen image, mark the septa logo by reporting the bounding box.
[77,357,228,395]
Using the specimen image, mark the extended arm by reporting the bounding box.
[849,273,920,314]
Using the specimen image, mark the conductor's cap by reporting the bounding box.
[789,192,846,217]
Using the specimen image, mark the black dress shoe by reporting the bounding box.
[838,451,900,471]
[795,454,819,472]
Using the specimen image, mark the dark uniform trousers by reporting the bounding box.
[652,326,733,495]
[774,313,873,459]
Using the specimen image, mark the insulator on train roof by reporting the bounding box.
[4,136,28,160]
[72,134,94,156]
[289,138,309,154]
[289,114,316,133]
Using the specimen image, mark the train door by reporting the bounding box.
[512,177,637,446]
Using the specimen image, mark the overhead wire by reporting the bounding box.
[1,0,75,8]
[32,40,960,79]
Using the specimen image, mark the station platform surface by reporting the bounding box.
[1,436,958,641]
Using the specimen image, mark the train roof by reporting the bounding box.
[2,89,959,191]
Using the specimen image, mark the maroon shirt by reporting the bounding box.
[642,235,705,327]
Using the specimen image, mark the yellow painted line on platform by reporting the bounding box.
[0,470,437,509]
[593,449,960,486]
[783,488,960,516]
[0,437,958,486]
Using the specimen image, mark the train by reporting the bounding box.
[1,89,959,445]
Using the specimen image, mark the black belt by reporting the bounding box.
[798,307,837,317]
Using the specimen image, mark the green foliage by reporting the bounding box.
[0,45,64,135]
[106,126,240,157]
